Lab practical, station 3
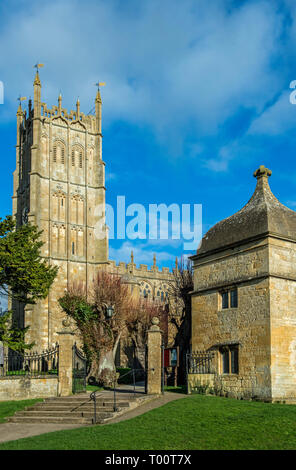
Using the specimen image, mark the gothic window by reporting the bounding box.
[51,223,66,256]
[77,229,84,257]
[59,225,66,255]
[88,148,94,169]
[52,224,58,254]
[53,141,66,164]
[71,227,77,256]
[70,227,84,258]
[140,281,152,299]
[70,194,84,225]
[41,135,48,160]
[71,145,84,169]
[52,191,66,222]
[156,284,169,303]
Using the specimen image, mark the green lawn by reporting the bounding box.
[0,398,43,423]
[1,394,296,450]
[86,385,104,392]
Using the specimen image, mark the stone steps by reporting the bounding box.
[31,401,130,409]
[26,405,117,412]
[6,393,146,425]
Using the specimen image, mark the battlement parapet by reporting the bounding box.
[108,259,174,278]
[39,102,96,132]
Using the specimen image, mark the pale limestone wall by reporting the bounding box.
[13,84,109,350]
[147,321,162,394]
[0,377,58,401]
[187,374,215,394]
[192,240,271,400]
[268,238,296,401]
[12,79,177,355]
[193,239,269,291]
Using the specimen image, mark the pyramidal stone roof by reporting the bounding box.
[197,165,296,255]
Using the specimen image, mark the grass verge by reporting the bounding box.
[1,394,296,450]
[0,398,43,423]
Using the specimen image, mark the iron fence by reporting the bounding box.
[72,343,87,394]
[186,351,215,374]
[0,344,59,378]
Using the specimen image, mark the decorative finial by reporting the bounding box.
[17,96,26,115]
[131,250,134,264]
[175,257,178,270]
[253,165,272,179]
[33,62,44,73]
[95,82,105,103]
[76,97,80,118]
[17,96,27,104]
[95,81,106,90]
[58,92,62,112]
[153,253,156,266]
[33,62,43,85]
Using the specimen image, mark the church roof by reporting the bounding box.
[196,165,296,256]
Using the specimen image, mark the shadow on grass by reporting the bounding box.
[164,386,187,394]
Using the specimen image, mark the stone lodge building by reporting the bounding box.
[12,71,178,355]
[190,165,296,402]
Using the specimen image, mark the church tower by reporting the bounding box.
[12,69,108,349]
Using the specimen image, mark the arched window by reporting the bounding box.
[140,281,152,299]
[156,284,169,303]
[52,190,66,222]
[53,141,66,164]
[71,145,84,169]
[70,194,84,225]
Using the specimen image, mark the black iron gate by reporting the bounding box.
[72,343,87,394]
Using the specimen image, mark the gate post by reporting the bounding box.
[146,317,162,395]
[57,319,75,397]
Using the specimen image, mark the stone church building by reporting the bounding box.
[12,70,177,355]
[190,165,296,402]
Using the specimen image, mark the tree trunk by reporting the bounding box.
[97,349,117,387]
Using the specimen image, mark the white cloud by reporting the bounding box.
[0,0,288,157]
[248,91,296,136]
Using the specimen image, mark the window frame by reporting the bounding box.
[220,287,238,310]
[219,345,239,375]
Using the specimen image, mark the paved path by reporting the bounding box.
[0,391,188,444]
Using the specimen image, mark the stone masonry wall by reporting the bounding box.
[269,238,296,401]
[0,377,58,401]
[192,239,271,400]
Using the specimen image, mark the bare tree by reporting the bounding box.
[59,271,132,387]
[167,256,193,384]
[59,270,167,387]
[125,298,167,369]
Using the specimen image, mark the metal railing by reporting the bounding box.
[90,368,146,424]
[0,344,59,378]
[186,351,215,375]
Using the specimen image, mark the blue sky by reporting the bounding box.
[1,0,296,270]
